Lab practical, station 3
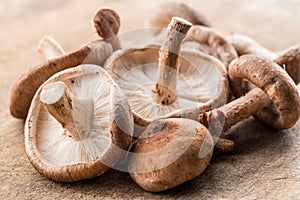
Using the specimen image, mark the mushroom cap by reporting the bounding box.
[227,33,300,85]
[145,2,211,35]
[128,118,213,192]
[275,44,300,84]
[227,33,277,60]
[93,8,120,39]
[104,45,229,125]
[25,64,133,182]
[187,25,238,68]
[229,54,300,129]
[9,40,113,119]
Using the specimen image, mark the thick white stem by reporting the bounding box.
[40,81,94,140]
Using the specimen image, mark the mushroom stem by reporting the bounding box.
[204,109,235,153]
[214,138,234,153]
[153,17,192,105]
[40,81,94,141]
[199,88,271,132]
[36,35,65,59]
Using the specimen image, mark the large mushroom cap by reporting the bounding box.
[25,64,133,182]
[105,46,228,124]
[128,118,213,192]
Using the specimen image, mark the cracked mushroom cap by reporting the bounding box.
[25,64,133,182]
[104,46,229,125]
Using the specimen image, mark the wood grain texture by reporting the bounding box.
[1,0,300,199]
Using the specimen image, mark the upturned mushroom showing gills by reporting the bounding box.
[9,8,121,119]
[129,55,299,193]
[105,17,229,127]
[25,65,133,182]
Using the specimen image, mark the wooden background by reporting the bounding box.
[0,0,299,199]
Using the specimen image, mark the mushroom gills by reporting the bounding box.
[37,72,113,166]
[108,49,223,121]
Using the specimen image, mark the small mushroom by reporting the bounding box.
[36,35,65,59]
[93,8,121,51]
[146,2,211,36]
[105,17,229,127]
[9,8,123,119]
[25,64,133,182]
[228,33,300,84]
[129,54,299,192]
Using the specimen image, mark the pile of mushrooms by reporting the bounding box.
[9,3,300,193]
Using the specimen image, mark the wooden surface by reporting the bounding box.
[0,0,300,199]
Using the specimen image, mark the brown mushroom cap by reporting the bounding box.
[93,8,121,51]
[187,25,238,68]
[146,2,211,35]
[228,33,300,84]
[25,64,133,182]
[227,33,277,60]
[128,118,213,192]
[93,8,120,39]
[9,40,113,119]
[275,44,300,84]
[229,54,300,129]
[104,46,229,125]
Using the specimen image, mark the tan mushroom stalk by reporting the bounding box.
[228,33,300,84]
[40,81,94,141]
[9,8,122,119]
[146,2,211,36]
[152,17,192,105]
[36,35,65,59]
[129,55,299,193]
[25,64,133,182]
